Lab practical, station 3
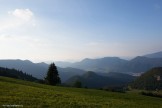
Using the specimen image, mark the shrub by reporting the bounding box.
[141,91,162,98]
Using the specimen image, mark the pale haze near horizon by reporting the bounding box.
[0,0,162,62]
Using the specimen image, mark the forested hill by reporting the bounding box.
[131,67,162,90]
[0,67,38,81]
[66,71,135,88]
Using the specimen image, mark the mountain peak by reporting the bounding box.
[81,58,92,62]
[23,60,33,63]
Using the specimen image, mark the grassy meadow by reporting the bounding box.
[0,76,162,108]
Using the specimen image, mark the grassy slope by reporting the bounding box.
[0,76,162,108]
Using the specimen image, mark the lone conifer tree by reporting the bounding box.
[45,63,61,85]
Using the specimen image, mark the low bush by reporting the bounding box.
[141,91,162,98]
[103,87,126,93]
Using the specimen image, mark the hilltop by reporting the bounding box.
[131,67,162,90]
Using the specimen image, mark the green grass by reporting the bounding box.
[0,76,162,108]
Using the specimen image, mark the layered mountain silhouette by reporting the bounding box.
[1,51,162,83]
[119,56,162,73]
[0,59,47,79]
[68,57,127,73]
[58,67,86,82]
[66,71,135,88]
[0,59,86,82]
[56,55,162,73]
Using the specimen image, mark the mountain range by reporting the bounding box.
[56,51,162,73]
[0,60,86,82]
[0,51,162,83]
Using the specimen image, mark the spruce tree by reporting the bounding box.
[45,63,61,85]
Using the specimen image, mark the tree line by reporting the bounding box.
[0,67,38,81]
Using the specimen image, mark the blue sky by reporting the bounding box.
[0,0,162,62]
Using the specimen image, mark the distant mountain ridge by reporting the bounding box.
[0,59,86,82]
[119,56,162,73]
[56,55,162,73]
[144,51,162,58]
[1,51,162,82]
[0,59,47,79]
[70,57,128,72]
[58,67,86,82]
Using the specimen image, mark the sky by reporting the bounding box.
[0,0,162,62]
